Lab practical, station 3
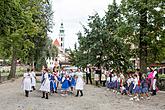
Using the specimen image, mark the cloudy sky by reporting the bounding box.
[50,0,121,49]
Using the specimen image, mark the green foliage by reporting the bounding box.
[0,0,57,77]
[69,0,165,73]
[120,0,165,73]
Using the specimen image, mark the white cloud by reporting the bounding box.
[50,0,121,49]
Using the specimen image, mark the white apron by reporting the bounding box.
[23,72,32,91]
[75,72,84,90]
[94,74,99,81]
[101,74,106,81]
[39,73,50,92]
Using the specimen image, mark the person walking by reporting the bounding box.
[22,68,32,97]
[30,69,36,91]
[39,68,50,99]
[85,65,92,84]
[75,69,85,97]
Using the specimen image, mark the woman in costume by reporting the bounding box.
[40,68,50,99]
[75,68,85,97]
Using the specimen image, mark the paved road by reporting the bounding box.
[0,78,165,110]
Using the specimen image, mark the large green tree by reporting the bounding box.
[69,0,164,73]
[69,0,133,72]
[121,0,165,73]
[0,0,56,78]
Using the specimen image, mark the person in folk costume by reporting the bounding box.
[59,67,66,84]
[106,70,111,89]
[147,67,154,91]
[49,71,56,94]
[94,67,100,86]
[116,74,121,94]
[140,74,150,99]
[85,65,92,84]
[53,69,59,93]
[119,72,126,95]
[22,68,32,97]
[112,71,118,93]
[41,66,46,84]
[69,69,76,94]
[130,74,140,101]
[30,68,36,91]
[75,68,85,97]
[61,73,70,96]
[101,68,106,87]
[39,68,50,99]
[106,69,114,89]
[127,73,134,96]
[152,69,158,96]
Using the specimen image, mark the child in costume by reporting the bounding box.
[70,69,76,94]
[22,68,32,97]
[61,73,70,96]
[140,74,150,99]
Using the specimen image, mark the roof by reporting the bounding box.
[53,39,60,47]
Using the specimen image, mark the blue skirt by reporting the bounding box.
[107,82,114,89]
[62,79,69,90]
[70,77,76,87]
[132,86,140,94]
[114,81,117,89]
[50,80,56,91]
[142,87,148,93]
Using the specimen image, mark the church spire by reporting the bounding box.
[59,22,65,51]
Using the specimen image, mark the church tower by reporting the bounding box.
[59,22,65,51]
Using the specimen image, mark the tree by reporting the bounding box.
[69,0,133,72]
[120,0,165,73]
[0,0,55,78]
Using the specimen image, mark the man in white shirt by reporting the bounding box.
[85,65,92,84]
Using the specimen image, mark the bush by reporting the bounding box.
[159,74,165,79]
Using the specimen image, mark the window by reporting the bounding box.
[61,37,63,41]
[61,43,63,47]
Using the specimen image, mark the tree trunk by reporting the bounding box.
[8,48,17,79]
[139,0,148,74]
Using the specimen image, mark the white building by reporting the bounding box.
[50,22,70,68]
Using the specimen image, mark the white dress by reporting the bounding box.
[31,72,36,86]
[23,72,32,91]
[39,73,50,92]
[75,72,84,90]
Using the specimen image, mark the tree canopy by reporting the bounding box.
[0,0,57,78]
[69,0,165,73]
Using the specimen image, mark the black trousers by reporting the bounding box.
[86,73,92,84]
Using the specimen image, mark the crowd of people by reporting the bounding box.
[22,67,85,99]
[93,67,159,101]
[22,65,159,101]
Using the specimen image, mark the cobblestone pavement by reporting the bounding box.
[0,78,165,110]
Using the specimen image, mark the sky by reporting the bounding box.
[50,0,121,49]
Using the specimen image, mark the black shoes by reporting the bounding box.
[42,92,45,98]
[75,90,83,97]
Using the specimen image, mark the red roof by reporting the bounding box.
[53,39,60,47]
